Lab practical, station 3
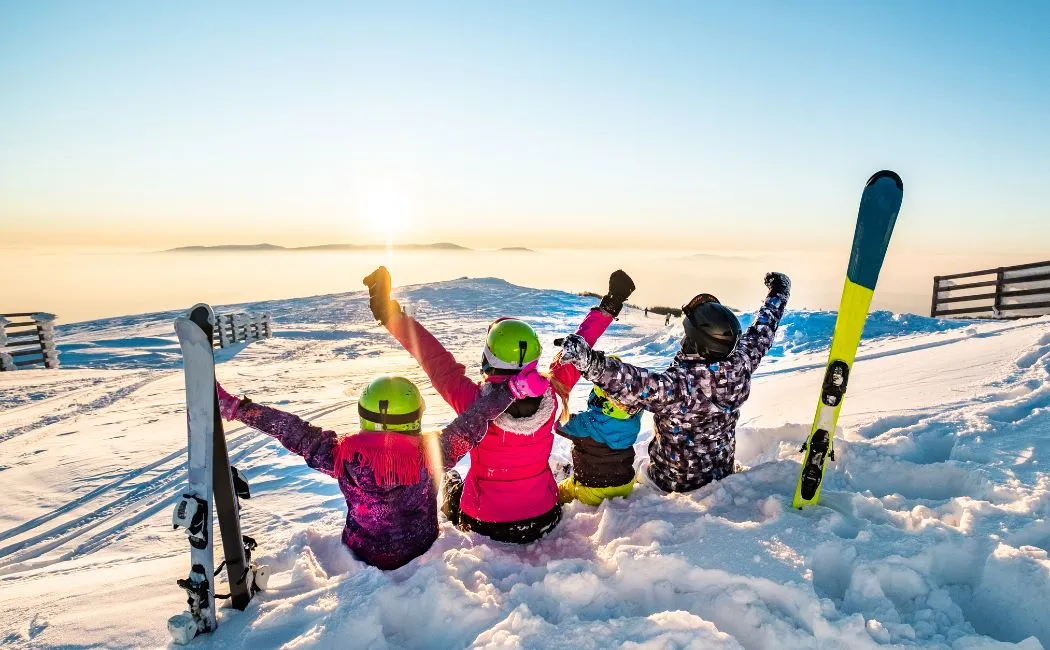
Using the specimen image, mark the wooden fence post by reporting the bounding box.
[0,316,13,371]
[219,314,231,348]
[930,276,940,317]
[33,313,59,369]
[993,267,1005,318]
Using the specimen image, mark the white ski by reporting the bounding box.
[169,305,219,644]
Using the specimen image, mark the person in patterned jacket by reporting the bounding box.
[557,272,790,493]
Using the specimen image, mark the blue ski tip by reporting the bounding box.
[865,170,903,191]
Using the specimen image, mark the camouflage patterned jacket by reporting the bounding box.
[578,288,789,493]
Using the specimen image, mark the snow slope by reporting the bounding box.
[1,278,1049,649]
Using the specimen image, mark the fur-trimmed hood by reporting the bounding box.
[480,383,557,435]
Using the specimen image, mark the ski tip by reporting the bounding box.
[187,304,216,328]
[865,170,903,191]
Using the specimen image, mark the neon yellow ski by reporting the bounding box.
[793,171,903,509]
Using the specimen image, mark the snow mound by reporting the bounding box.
[2,279,1049,648]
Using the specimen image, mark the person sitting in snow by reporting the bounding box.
[214,366,548,570]
[556,272,790,493]
[554,355,644,506]
[364,266,635,544]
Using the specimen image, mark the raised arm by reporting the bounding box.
[385,313,480,414]
[438,384,513,468]
[217,384,337,475]
[438,362,550,467]
[571,348,691,412]
[549,307,614,390]
[736,272,791,369]
[364,266,479,414]
[549,270,634,390]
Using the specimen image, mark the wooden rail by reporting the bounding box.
[213,312,273,348]
[931,261,1050,319]
[0,313,59,370]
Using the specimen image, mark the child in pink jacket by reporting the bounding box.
[364,268,635,544]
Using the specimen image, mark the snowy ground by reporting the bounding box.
[1,278,1049,649]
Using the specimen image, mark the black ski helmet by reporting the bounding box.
[681,293,741,361]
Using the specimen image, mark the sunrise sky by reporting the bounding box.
[1,1,1048,255]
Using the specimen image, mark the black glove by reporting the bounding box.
[598,269,636,317]
[764,272,791,296]
[363,266,401,324]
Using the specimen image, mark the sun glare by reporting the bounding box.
[362,188,414,251]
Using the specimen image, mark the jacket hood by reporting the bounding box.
[560,407,642,451]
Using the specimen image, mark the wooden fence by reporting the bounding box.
[0,313,59,370]
[214,312,273,348]
[931,261,1050,319]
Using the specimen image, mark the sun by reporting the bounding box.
[362,188,414,248]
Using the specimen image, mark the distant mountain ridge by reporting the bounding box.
[162,242,536,253]
[163,242,470,253]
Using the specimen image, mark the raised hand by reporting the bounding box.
[506,361,551,399]
[598,269,636,317]
[557,334,593,371]
[764,272,791,296]
[363,266,401,324]
[363,266,391,297]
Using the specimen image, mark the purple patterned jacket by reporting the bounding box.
[232,385,515,569]
[577,288,789,493]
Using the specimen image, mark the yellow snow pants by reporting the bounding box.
[558,476,635,506]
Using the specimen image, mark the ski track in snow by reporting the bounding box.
[0,373,166,445]
[0,401,352,575]
[1,279,1049,649]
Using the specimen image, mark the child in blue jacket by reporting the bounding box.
[555,359,643,505]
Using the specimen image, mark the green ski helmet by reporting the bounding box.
[481,318,542,376]
[357,376,425,433]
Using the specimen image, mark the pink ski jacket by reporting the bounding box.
[386,308,612,523]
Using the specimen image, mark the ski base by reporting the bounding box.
[170,303,265,642]
[791,171,903,509]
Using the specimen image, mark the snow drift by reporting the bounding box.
[1,278,1049,649]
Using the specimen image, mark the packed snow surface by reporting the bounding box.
[2,278,1049,649]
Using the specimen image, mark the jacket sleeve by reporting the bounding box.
[438,383,515,468]
[581,354,691,412]
[384,313,480,415]
[233,399,338,475]
[554,413,589,440]
[550,308,615,391]
[736,288,789,370]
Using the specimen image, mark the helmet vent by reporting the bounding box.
[518,340,528,367]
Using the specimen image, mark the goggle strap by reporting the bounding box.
[358,403,422,426]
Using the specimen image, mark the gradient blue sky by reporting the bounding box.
[1,1,1047,252]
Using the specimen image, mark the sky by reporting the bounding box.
[1,1,1048,255]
